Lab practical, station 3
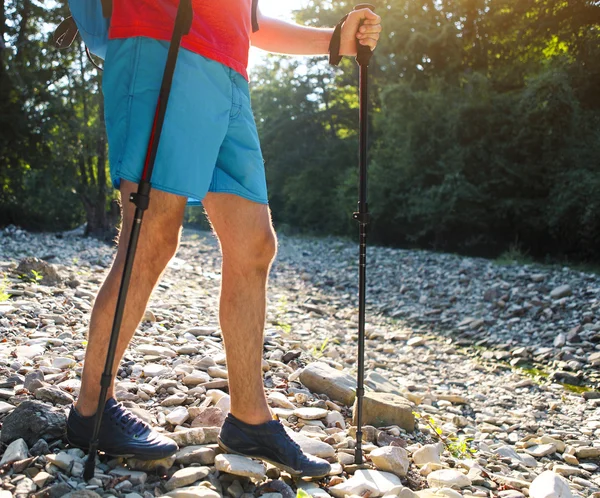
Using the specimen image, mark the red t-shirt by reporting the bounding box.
[109,0,253,80]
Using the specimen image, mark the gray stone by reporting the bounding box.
[166,487,221,498]
[299,362,356,406]
[174,445,216,465]
[63,491,103,498]
[16,257,61,285]
[167,427,220,447]
[0,438,28,466]
[109,467,148,486]
[165,466,210,491]
[214,454,267,479]
[0,400,66,446]
[352,392,414,431]
[550,285,572,299]
[35,386,75,405]
[24,370,45,391]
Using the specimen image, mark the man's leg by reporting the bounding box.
[75,180,187,416]
[202,192,276,425]
[206,192,332,477]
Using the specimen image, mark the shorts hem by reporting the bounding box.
[113,173,200,202]
[207,188,268,205]
[113,174,268,206]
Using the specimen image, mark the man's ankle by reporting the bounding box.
[73,393,113,418]
[230,409,273,426]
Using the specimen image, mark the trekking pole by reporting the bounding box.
[352,3,375,466]
[83,0,193,481]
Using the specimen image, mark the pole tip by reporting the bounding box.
[83,453,96,481]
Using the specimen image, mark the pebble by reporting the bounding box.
[0,438,28,466]
[426,469,472,489]
[214,454,267,480]
[164,466,210,491]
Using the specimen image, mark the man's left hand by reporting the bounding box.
[339,8,382,55]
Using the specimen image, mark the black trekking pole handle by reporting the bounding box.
[82,0,193,481]
[354,3,375,67]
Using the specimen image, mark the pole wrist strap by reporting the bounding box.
[328,14,349,66]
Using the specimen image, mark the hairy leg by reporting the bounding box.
[203,193,277,425]
[76,180,187,416]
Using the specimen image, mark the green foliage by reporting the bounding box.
[413,411,476,459]
[252,0,600,262]
[0,277,11,302]
[19,269,43,284]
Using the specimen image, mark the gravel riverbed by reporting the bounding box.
[0,226,598,498]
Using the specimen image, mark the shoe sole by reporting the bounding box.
[217,437,329,478]
[66,434,174,461]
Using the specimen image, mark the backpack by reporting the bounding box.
[54,0,260,65]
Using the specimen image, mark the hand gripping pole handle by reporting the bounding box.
[354,4,375,67]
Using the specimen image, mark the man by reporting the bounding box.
[66,0,381,478]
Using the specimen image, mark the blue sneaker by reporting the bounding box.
[218,413,332,478]
[66,398,178,460]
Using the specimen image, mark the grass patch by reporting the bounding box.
[495,243,534,266]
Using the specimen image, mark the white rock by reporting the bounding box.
[214,454,266,479]
[415,489,462,498]
[52,356,76,369]
[16,344,45,359]
[143,363,171,377]
[183,370,211,386]
[325,410,346,429]
[167,406,190,425]
[136,344,176,357]
[294,407,329,420]
[162,393,187,407]
[165,466,210,491]
[525,444,557,458]
[32,471,53,488]
[285,426,335,458]
[268,391,296,409]
[215,394,230,414]
[529,471,573,498]
[329,470,402,498]
[0,438,28,466]
[412,444,442,466]
[370,446,410,477]
[0,401,14,414]
[426,469,472,489]
[166,486,221,498]
[47,452,75,471]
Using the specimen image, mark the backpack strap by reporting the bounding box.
[101,0,112,18]
[53,16,79,49]
[251,0,259,33]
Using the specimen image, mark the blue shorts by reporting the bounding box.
[103,37,268,205]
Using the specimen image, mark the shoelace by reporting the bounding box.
[274,423,304,454]
[107,402,149,437]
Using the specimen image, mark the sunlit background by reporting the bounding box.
[248,0,307,70]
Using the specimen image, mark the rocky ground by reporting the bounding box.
[0,225,598,498]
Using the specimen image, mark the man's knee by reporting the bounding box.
[115,216,182,274]
[223,225,277,273]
